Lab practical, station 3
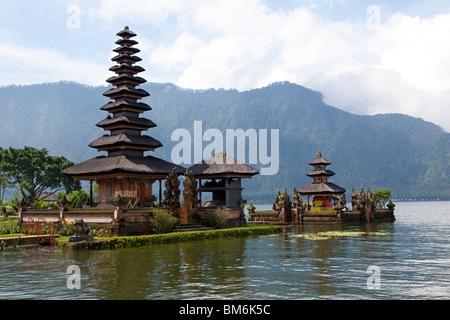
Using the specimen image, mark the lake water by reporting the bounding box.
[0,201,449,300]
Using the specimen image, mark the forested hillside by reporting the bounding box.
[0,81,448,201]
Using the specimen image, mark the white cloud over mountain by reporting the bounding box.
[1,0,449,131]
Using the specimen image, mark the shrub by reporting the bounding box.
[148,209,178,234]
[373,189,392,209]
[0,224,23,235]
[5,206,16,216]
[58,221,75,236]
[34,200,47,209]
[205,208,232,229]
[69,190,89,208]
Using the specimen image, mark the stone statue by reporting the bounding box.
[277,188,292,222]
[273,190,281,211]
[366,186,373,201]
[247,202,256,215]
[292,188,302,209]
[182,169,199,222]
[336,193,346,210]
[69,219,93,242]
[387,200,396,210]
[365,186,375,222]
[163,167,181,216]
[357,187,366,211]
[57,195,70,212]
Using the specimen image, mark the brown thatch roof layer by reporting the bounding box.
[37,193,58,202]
[109,64,145,74]
[190,156,259,178]
[116,28,137,39]
[113,46,140,55]
[298,182,346,195]
[89,133,162,150]
[62,155,184,177]
[101,100,151,112]
[309,156,332,166]
[103,86,150,99]
[106,73,145,86]
[115,38,138,46]
[111,55,142,65]
[306,169,335,177]
[96,116,157,129]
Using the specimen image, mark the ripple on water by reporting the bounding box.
[0,202,448,299]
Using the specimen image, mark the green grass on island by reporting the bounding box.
[56,225,283,250]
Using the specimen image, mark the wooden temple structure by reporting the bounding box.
[248,152,395,225]
[19,27,261,235]
[297,152,346,211]
[17,28,395,238]
[62,27,184,208]
[190,154,259,227]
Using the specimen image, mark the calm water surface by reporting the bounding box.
[0,201,449,300]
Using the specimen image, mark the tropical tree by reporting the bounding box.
[373,189,392,209]
[0,173,13,204]
[68,190,89,208]
[0,146,81,205]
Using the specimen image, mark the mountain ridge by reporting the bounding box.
[0,81,448,201]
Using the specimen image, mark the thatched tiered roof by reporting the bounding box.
[190,155,259,179]
[298,182,346,195]
[298,152,346,196]
[88,26,161,156]
[63,155,184,180]
[62,27,181,181]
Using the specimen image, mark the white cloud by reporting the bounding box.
[3,0,450,132]
[0,43,108,86]
[314,12,450,131]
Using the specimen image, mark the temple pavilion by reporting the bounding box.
[298,152,346,211]
[63,27,183,207]
[190,154,258,209]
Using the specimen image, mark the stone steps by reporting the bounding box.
[249,211,281,222]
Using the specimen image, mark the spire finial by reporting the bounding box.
[317,151,322,158]
[124,26,129,30]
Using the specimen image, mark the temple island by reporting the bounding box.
[18,27,259,236]
[248,152,395,225]
[17,27,395,238]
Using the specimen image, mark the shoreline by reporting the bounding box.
[56,225,283,250]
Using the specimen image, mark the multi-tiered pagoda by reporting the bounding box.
[63,27,183,207]
[298,152,346,211]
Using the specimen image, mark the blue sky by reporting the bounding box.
[1,0,450,132]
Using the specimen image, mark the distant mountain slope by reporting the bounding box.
[0,81,448,201]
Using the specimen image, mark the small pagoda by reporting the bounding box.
[298,152,346,211]
[63,27,184,207]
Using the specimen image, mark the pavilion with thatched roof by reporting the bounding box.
[190,154,258,210]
